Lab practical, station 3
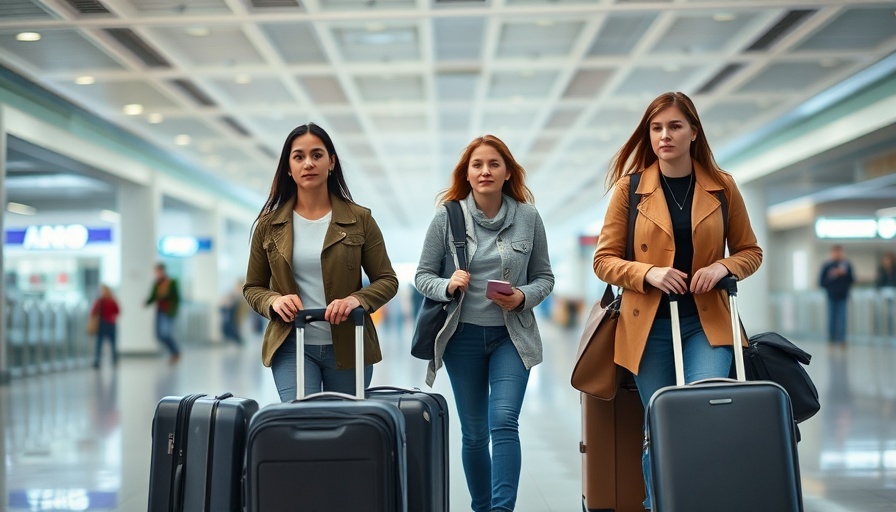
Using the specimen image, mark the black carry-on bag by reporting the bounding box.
[147,392,259,512]
[646,277,803,512]
[366,386,450,512]
[243,308,408,512]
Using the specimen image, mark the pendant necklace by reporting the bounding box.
[661,171,693,211]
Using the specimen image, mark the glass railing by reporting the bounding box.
[4,300,211,379]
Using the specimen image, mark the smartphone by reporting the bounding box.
[486,280,513,300]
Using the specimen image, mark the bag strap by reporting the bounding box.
[444,200,467,271]
[625,173,641,262]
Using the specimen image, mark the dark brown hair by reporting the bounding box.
[254,123,352,225]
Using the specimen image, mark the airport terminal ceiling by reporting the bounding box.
[1,0,896,236]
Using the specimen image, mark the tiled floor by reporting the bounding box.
[3,316,896,511]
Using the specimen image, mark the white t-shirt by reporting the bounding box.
[292,211,332,345]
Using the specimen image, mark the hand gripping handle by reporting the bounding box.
[294,307,366,400]
[667,276,743,386]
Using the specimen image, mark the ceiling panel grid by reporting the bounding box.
[1,0,895,239]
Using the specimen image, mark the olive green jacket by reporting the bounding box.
[243,195,398,369]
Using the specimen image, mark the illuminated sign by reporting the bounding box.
[4,225,113,249]
[158,236,213,257]
[814,218,896,239]
[8,489,117,510]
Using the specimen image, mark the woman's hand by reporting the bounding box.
[645,266,689,295]
[690,262,729,294]
[447,270,470,296]
[491,287,525,312]
[272,294,304,323]
[326,296,362,325]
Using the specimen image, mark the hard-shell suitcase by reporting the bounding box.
[244,308,407,512]
[580,375,645,512]
[367,386,450,512]
[646,277,803,512]
[148,392,259,512]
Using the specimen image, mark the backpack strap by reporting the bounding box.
[626,173,641,262]
[444,201,467,271]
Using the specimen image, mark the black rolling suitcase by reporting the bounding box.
[244,308,408,512]
[646,277,803,512]
[147,392,259,512]
[367,386,450,512]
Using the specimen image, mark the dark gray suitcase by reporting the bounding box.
[367,386,449,512]
[243,308,407,512]
[646,277,803,512]
[148,392,259,512]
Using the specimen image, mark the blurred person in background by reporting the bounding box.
[875,252,896,336]
[819,244,854,348]
[91,284,120,368]
[145,262,182,364]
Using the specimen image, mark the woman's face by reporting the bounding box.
[649,106,697,165]
[466,144,509,198]
[289,133,335,192]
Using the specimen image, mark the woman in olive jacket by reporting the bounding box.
[244,123,398,402]
[593,92,762,510]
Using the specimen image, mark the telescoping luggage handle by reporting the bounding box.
[294,307,366,400]
[668,276,744,386]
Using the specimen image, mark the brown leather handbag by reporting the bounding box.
[570,284,622,400]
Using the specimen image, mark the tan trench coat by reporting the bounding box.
[592,162,762,375]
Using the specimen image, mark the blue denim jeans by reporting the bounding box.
[270,332,373,403]
[634,315,733,510]
[94,320,118,365]
[827,298,848,344]
[155,312,180,356]
[442,323,530,512]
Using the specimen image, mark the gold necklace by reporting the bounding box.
[661,172,693,211]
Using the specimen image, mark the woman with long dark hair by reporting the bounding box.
[243,123,398,401]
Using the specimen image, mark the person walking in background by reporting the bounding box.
[876,252,896,336]
[145,262,181,364]
[243,123,398,402]
[91,284,120,368]
[415,134,555,512]
[592,91,763,510]
[220,278,246,345]
[820,244,854,347]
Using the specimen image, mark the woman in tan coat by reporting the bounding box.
[593,92,762,509]
[243,123,398,402]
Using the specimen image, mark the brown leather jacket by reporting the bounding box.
[244,194,398,369]
[593,162,762,374]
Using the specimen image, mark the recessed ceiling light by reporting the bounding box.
[235,73,252,84]
[713,13,737,22]
[123,104,144,115]
[186,26,210,37]
[147,113,164,124]
[74,76,95,85]
[16,32,41,42]
[175,134,191,146]
[820,58,838,68]
[366,23,386,32]
[535,20,555,27]
[7,202,37,215]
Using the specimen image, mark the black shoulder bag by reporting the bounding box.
[411,201,467,360]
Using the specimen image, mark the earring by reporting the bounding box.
[287,172,292,177]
